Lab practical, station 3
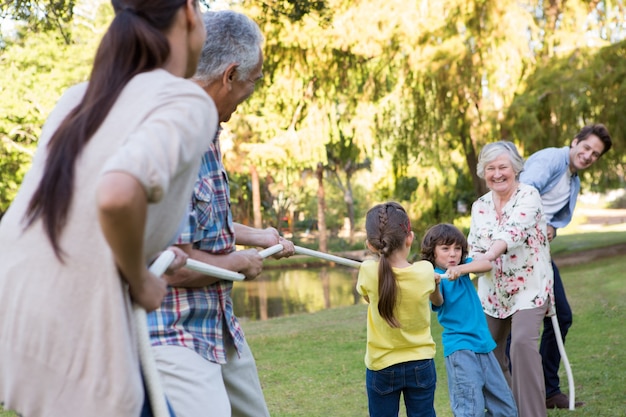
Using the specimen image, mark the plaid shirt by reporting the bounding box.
[148,129,245,364]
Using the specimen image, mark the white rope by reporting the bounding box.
[185,259,246,281]
[184,244,285,281]
[294,245,362,268]
[135,250,175,417]
[551,314,576,410]
[258,244,285,258]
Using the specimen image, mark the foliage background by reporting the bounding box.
[1,0,625,232]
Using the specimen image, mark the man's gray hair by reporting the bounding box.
[194,10,264,83]
[476,141,525,179]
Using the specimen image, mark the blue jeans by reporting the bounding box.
[366,359,437,417]
[445,350,518,417]
[539,260,572,398]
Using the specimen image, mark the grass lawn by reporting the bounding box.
[1,229,625,416]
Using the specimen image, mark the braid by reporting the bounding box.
[378,206,390,257]
[365,202,411,328]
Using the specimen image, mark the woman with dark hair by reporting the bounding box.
[0,1,217,416]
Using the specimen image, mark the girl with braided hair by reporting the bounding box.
[357,202,443,417]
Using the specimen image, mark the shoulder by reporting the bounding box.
[49,82,88,117]
[361,259,379,272]
[523,146,569,172]
[39,82,89,146]
[410,260,434,274]
[472,192,492,209]
[526,146,567,160]
[518,182,540,197]
[61,82,88,102]
[130,70,214,111]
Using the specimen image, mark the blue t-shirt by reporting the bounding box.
[431,258,496,357]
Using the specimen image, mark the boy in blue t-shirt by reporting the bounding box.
[421,223,518,417]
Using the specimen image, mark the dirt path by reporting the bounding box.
[552,242,626,267]
[553,207,626,267]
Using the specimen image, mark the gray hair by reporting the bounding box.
[476,141,525,179]
[193,10,264,83]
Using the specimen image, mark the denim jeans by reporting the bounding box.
[366,359,437,417]
[445,350,518,417]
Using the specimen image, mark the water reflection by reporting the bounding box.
[231,266,362,321]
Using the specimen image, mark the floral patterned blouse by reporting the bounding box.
[468,183,554,318]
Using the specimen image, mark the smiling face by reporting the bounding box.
[434,243,463,270]
[484,153,518,196]
[569,134,606,173]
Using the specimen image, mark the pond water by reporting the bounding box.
[231,266,364,321]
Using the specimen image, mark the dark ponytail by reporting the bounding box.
[365,202,411,328]
[24,0,189,259]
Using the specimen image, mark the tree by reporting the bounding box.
[0,0,110,214]
[315,162,328,252]
[324,116,370,244]
[506,39,626,190]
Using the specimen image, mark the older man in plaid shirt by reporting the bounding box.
[148,11,294,417]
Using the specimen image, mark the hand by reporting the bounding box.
[434,273,442,285]
[129,269,168,312]
[547,225,556,242]
[163,246,189,275]
[238,248,264,280]
[444,267,461,281]
[260,226,295,259]
[273,236,295,259]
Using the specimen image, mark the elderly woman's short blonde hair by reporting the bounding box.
[476,141,525,179]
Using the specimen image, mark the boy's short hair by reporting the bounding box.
[421,223,468,265]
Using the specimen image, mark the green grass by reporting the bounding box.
[2,229,625,416]
[549,222,626,255]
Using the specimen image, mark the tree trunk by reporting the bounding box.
[250,164,262,229]
[316,162,328,253]
[457,118,487,198]
[345,172,355,245]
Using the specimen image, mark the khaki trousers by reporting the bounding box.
[152,341,270,417]
[486,304,549,417]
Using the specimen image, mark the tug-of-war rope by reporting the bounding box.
[138,247,575,416]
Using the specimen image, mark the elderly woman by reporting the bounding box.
[468,141,554,417]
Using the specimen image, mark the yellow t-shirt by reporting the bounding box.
[356,259,436,371]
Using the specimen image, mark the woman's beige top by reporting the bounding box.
[0,69,217,417]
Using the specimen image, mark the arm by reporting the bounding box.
[430,274,443,306]
[481,240,508,262]
[165,243,264,287]
[444,258,493,280]
[234,223,295,258]
[97,172,167,311]
[519,148,561,194]
[467,198,507,261]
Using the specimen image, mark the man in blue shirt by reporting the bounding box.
[519,124,612,409]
